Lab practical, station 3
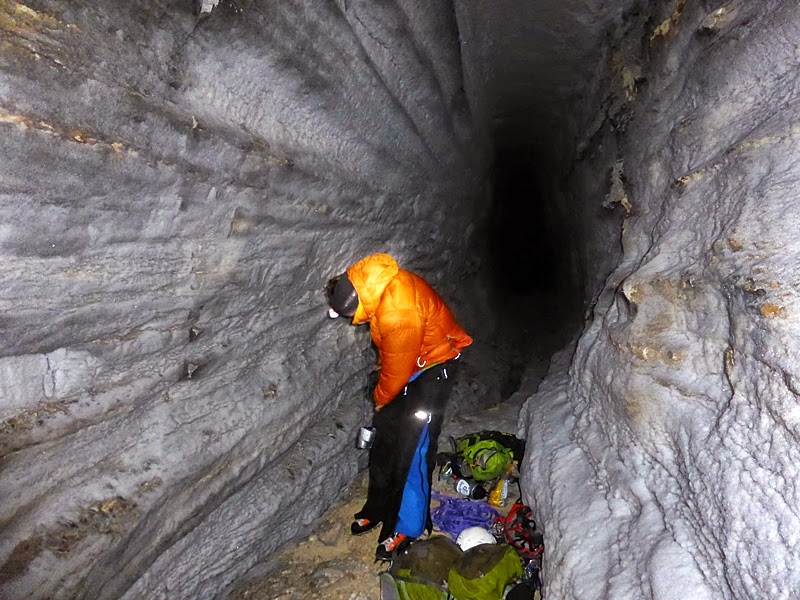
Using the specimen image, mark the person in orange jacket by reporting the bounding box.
[326,253,473,561]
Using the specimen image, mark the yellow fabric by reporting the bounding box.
[346,253,473,407]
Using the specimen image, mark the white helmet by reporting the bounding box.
[456,526,496,551]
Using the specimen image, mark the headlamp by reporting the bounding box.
[414,410,431,422]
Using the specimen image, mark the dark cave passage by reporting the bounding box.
[451,0,624,399]
[485,143,586,397]
[488,147,558,295]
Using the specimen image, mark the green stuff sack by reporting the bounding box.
[380,573,444,600]
[447,544,523,600]
[384,536,461,600]
[454,430,524,481]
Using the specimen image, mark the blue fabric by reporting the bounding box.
[407,362,442,383]
[395,422,431,538]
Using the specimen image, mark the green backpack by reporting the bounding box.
[381,536,462,600]
[454,431,525,482]
[447,544,524,600]
[380,537,524,600]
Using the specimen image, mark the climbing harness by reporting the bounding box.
[498,499,543,560]
[496,499,545,591]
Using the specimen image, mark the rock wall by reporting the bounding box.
[522,1,800,598]
[6,0,796,597]
[0,1,491,598]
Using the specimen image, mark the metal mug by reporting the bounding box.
[357,426,376,449]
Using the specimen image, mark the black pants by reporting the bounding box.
[355,361,458,542]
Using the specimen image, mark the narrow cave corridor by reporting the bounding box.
[486,145,585,397]
[489,148,559,295]
[1,1,799,599]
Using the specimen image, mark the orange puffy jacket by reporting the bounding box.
[346,253,473,407]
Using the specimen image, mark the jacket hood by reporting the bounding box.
[346,253,399,324]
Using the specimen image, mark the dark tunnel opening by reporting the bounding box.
[487,146,558,294]
[485,143,586,398]
[451,0,633,401]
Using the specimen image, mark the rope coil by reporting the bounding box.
[430,489,501,540]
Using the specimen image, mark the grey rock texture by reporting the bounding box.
[521,1,800,598]
[3,0,798,598]
[0,1,494,598]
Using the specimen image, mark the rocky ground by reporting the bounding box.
[227,469,396,600]
[228,398,537,600]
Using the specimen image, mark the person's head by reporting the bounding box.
[325,273,359,319]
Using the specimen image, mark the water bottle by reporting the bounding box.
[356,426,376,449]
[454,477,486,500]
[488,477,510,507]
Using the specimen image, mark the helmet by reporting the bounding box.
[456,526,496,551]
[326,273,359,318]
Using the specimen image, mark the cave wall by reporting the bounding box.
[0,1,494,598]
[522,1,800,598]
[5,0,798,597]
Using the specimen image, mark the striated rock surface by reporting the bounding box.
[3,0,799,598]
[0,1,491,598]
[521,1,800,598]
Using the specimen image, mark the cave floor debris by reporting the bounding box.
[228,398,537,600]
[227,470,384,600]
[228,472,528,600]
